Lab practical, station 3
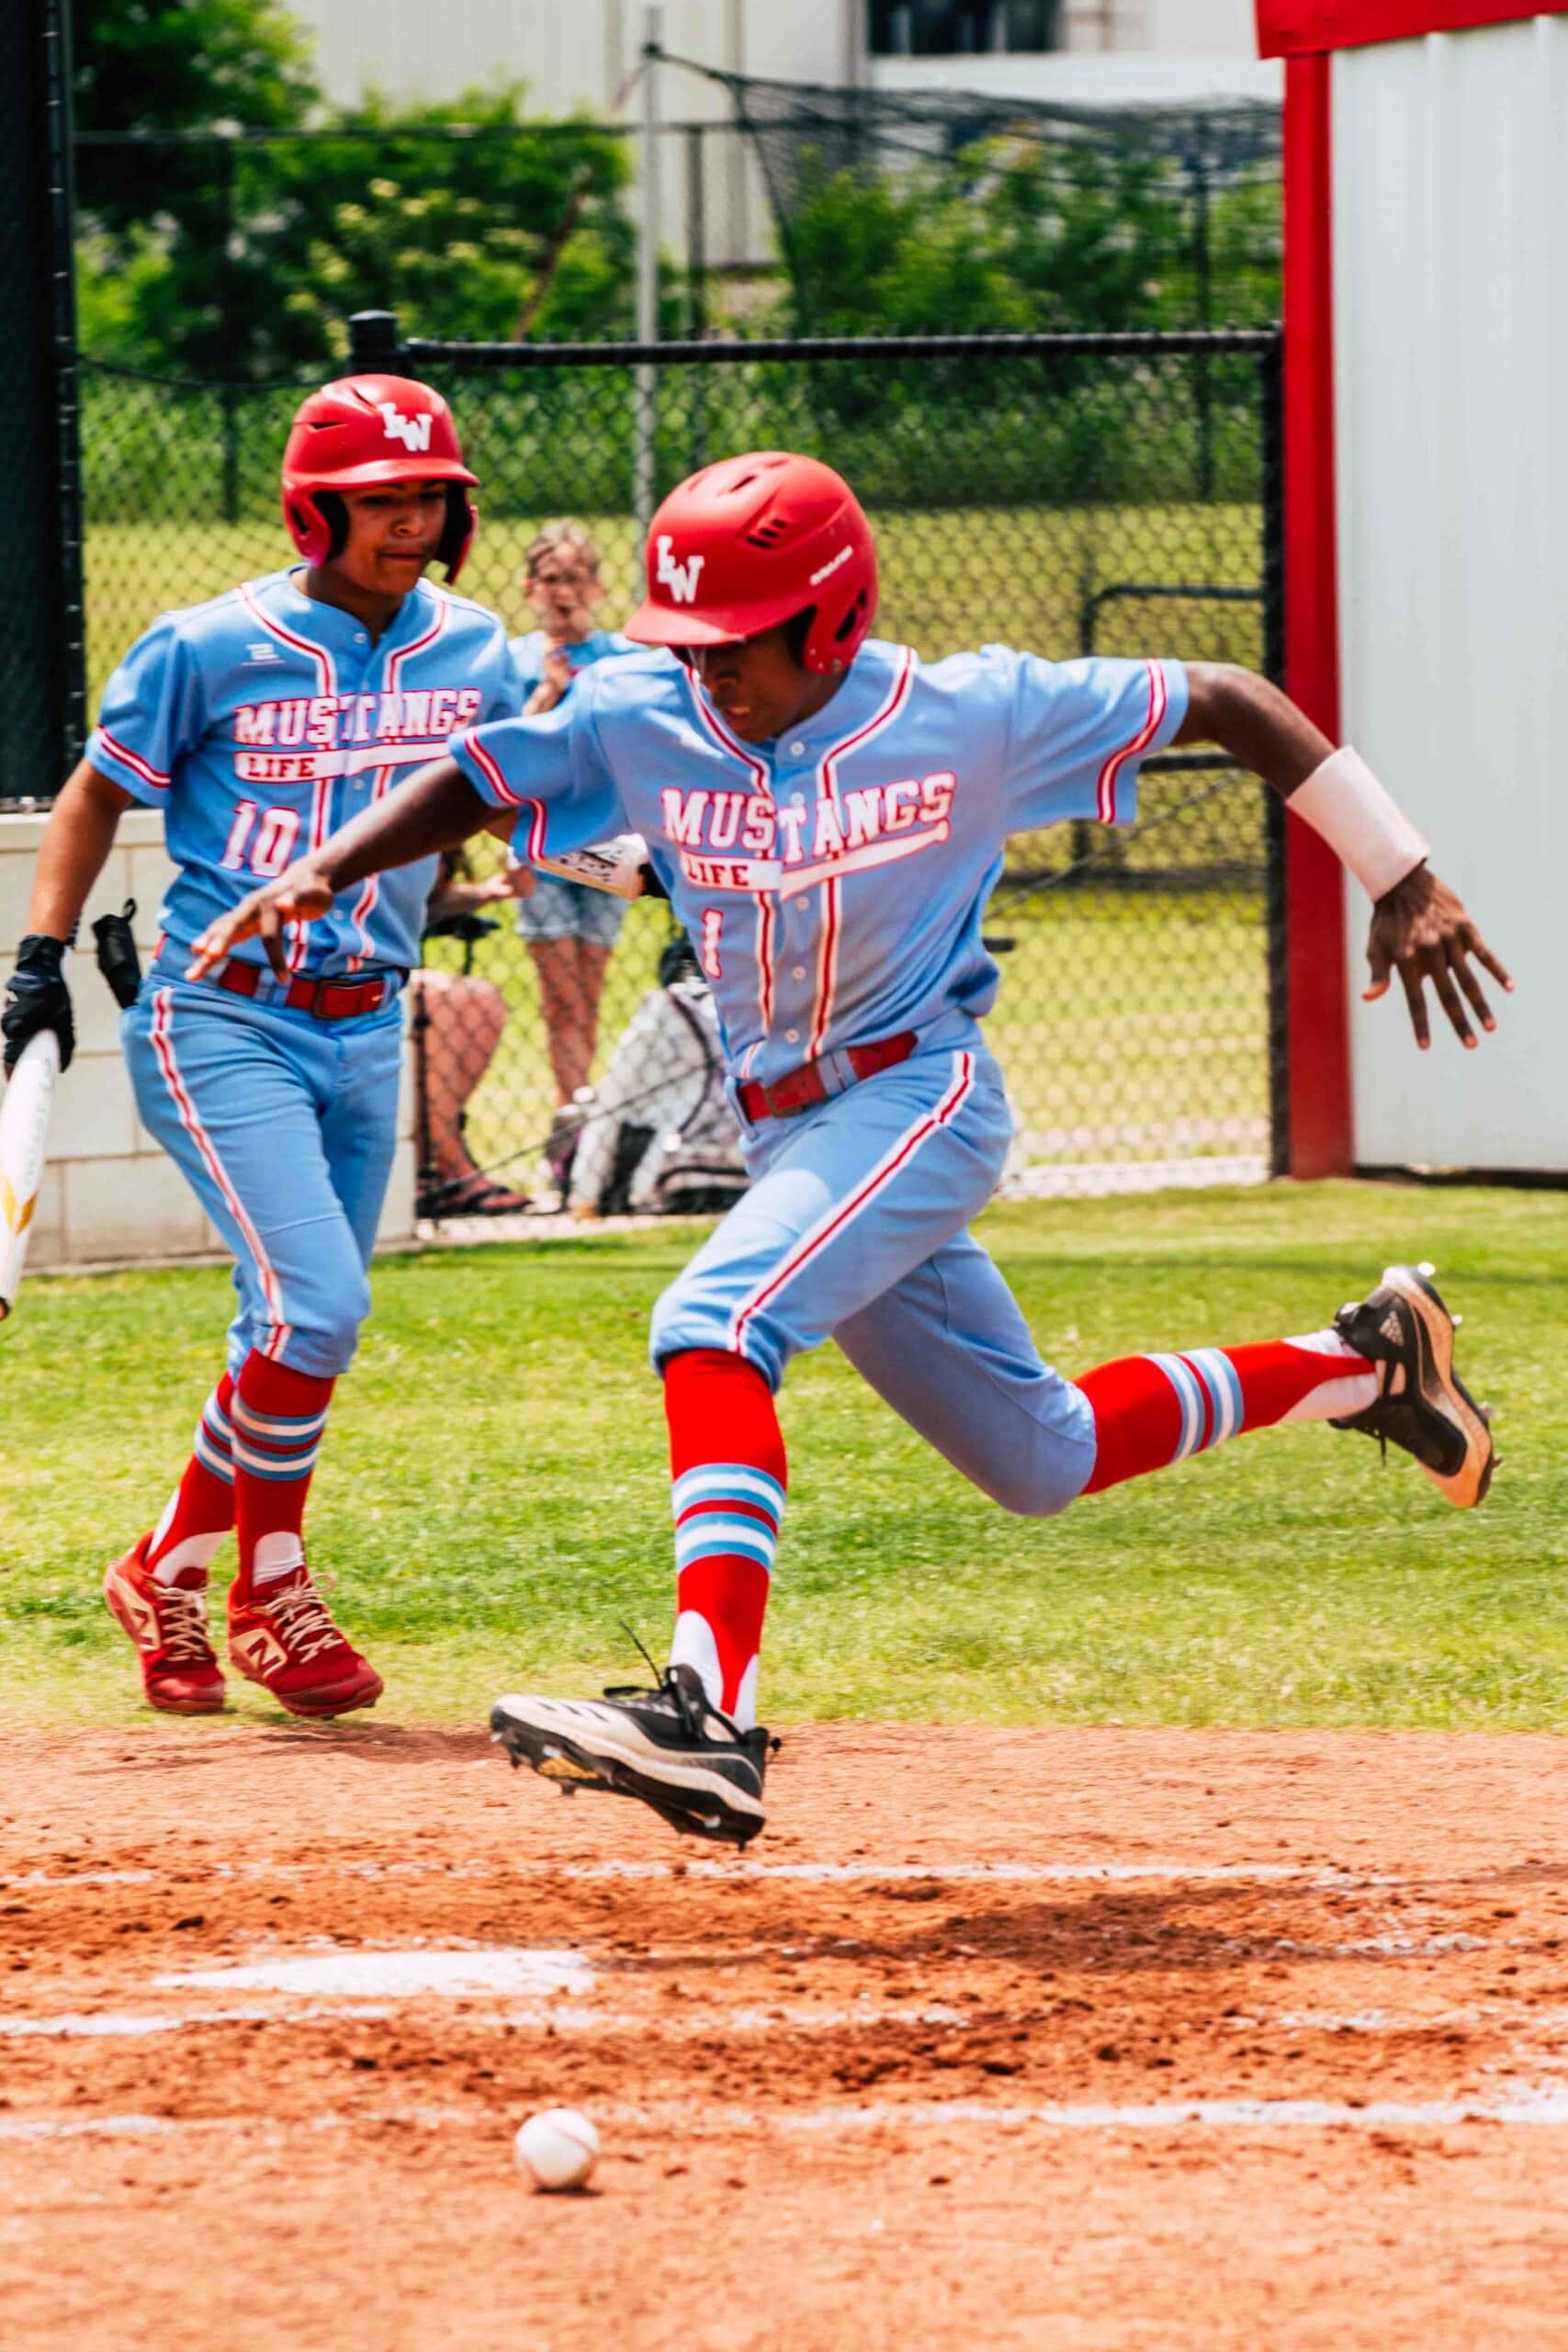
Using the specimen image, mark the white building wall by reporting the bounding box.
[1332,15,1568,1170]
[0,813,416,1272]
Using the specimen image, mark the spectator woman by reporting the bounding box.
[511,524,637,1134]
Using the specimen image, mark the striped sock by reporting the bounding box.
[144,1373,237,1586]
[1078,1331,1377,1494]
[663,1349,787,1733]
[231,1353,334,1600]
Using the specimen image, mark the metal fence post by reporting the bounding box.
[0,0,86,804]
[218,134,241,526]
[634,8,662,542]
[349,311,405,373]
[685,122,706,340]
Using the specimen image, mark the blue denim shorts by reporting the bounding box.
[516,876,628,948]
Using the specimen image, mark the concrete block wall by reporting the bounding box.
[0,810,416,1272]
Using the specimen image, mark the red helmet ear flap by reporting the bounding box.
[436,481,478,582]
[283,486,341,567]
[801,579,874,675]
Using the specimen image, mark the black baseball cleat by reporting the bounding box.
[1329,1261,1495,1508]
[490,1665,773,1847]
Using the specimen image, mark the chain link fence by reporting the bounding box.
[55,323,1284,1209]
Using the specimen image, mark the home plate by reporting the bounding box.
[156,1946,594,2000]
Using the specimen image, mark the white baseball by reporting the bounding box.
[513,2107,600,2191]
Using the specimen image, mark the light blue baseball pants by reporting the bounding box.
[649,1025,1097,1517]
[123,969,404,1379]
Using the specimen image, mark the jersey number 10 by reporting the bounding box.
[220,801,302,877]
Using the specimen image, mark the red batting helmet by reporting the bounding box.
[280,374,479,582]
[625,451,878,675]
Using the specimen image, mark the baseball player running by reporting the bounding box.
[0,374,516,1718]
[193,451,1510,1826]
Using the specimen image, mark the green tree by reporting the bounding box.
[73,0,317,138]
[253,85,637,368]
[76,79,638,379]
[773,134,1277,341]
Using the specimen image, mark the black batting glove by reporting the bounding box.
[3,935,74,1076]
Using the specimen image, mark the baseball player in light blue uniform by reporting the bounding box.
[111,563,514,1374]
[191,449,1506,1840]
[2,371,516,1723]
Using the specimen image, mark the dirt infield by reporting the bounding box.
[4,1722,1568,2350]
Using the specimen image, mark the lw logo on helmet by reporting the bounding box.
[378,401,433,454]
[655,534,705,605]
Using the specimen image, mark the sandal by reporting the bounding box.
[417,1174,533,1218]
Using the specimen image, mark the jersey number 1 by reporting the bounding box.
[220,801,301,878]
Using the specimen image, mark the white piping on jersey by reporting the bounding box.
[682,675,773,1081]
[461,729,521,808]
[1096,660,1167,825]
[235,582,339,699]
[346,596,448,968]
[728,1047,975,1361]
[807,647,916,1059]
[96,728,169,792]
[149,988,291,1362]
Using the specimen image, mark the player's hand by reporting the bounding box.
[186,861,337,983]
[524,649,572,716]
[474,863,536,904]
[1364,865,1514,1050]
[3,936,74,1076]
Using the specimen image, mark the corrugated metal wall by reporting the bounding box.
[1332,14,1568,1169]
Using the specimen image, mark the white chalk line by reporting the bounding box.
[0,1858,1382,1893]
[603,2085,1568,2134]
[0,1998,970,2042]
[8,2082,1568,2146]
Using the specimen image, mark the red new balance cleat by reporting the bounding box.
[227,1569,383,1718]
[103,1543,227,1715]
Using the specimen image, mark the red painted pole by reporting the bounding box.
[1281,51,1353,1177]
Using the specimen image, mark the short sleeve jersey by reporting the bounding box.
[450,639,1186,1086]
[89,570,520,974]
[509,627,637,701]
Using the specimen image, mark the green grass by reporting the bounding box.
[2,1182,1562,1731]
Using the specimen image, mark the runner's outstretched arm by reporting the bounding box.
[187,757,485,980]
[1176,662,1512,1050]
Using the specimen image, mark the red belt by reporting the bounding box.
[212,961,394,1020]
[738,1031,917,1123]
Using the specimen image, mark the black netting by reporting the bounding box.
[670,59,1281,336]
[67,328,1285,1204]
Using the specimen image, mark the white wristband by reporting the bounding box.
[1289,747,1429,902]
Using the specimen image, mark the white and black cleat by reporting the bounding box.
[1330,1261,1495,1508]
[491,1665,773,1848]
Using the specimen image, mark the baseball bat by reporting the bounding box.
[0,1026,62,1323]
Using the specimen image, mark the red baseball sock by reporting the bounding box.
[1079,1329,1377,1494]
[230,1352,334,1603]
[663,1349,787,1732]
[143,1372,237,1585]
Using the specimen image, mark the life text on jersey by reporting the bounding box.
[231,687,484,784]
[660,773,955,899]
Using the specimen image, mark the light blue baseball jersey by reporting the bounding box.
[510,627,637,699]
[450,638,1187,1088]
[90,570,519,975]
